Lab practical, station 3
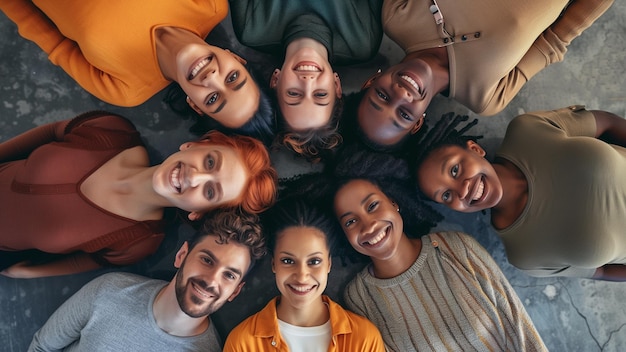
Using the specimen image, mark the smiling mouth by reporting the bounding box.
[288,284,316,294]
[399,72,424,97]
[188,56,213,80]
[470,176,485,204]
[294,61,321,72]
[362,226,389,246]
[170,162,182,193]
[191,281,215,300]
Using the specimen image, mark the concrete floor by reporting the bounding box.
[1,3,626,351]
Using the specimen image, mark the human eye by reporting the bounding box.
[205,186,215,200]
[226,71,239,83]
[206,155,215,170]
[280,258,294,265]
[314,91,328,98]
[224,271,237,281]
[442,191,451,203]
[398,109,413,122]
[287,90,301,97]
[343,218,356,228]
[308,258,322,266]
[206,92,219,105]
[375,89,389,101]
[201,256,214,265]
[451,164,459,177]
[367,200,379,212]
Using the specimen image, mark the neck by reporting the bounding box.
[113,165,170,220]
[152,280,210,337]
[284,37,329,61]
[155,26,204,81]
[371,236,421,279]
[276,296,329,327]
[491,159,528,229]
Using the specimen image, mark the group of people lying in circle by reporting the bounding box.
[0,0,620,351]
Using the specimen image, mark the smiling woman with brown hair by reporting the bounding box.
[0,111,277,279]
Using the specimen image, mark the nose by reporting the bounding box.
[200,67,219,87]
[361,217,377,236]
[394,82,413,102]
[457,178,471,200]
[296,263,309,281]
[188,167,214,187]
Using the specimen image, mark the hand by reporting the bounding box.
[0,260,35,279]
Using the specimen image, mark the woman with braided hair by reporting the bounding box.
[415,106,626,280]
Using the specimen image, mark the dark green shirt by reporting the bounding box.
[229,0,383,65]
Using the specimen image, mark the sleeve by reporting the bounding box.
[455,232,548,352]
[0,111,136,162]
[480,0,612,116]
[222,317,257,352]
[0,0,146,106]
[27,276,104,352]
[519,265,597,279]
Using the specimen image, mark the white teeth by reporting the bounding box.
[366,229,387,245]
[473,179,484,201]
[192,283,212,298]
[171,166,181,190]
[190,57,210,79]
[295,65,320,72]
[290,285,314,293]
[401,74,420,93]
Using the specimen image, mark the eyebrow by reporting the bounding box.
[367,97,383,111]
[213,150,224,201]
[432,157,450,200]
[285,101,330,107]
[279,251,324,257]
[338,192,375,219]
[199,249,244,278]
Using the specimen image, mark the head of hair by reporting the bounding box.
[188,209,266,276]
[409,112,482,178]
[262,197,337,257]
[274,94,344,163]
[199,130,277,214]
[164,66,277,146]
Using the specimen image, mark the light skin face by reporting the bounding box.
[153,142,248,220]
[358,60,434,146]
[173,236,251,318]
[333,179,404,261]
[270,47,342,131]
[176,45,260,129]
[272,226,331,312]
[417,141,503,213]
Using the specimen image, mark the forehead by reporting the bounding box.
[275,226,328,252]
[334,179,383,208]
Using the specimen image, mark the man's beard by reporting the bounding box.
[174,258,222,318]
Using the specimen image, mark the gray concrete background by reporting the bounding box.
[1,3,626,351]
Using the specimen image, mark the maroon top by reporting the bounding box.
[0,111,164,266]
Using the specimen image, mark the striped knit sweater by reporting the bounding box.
[344,231,547,352]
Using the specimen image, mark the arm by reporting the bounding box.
[27,277,101,352]
[1,0,148,106]
[591,110,626,146]
[480,0,612,116]
[0,119,69,162]
[0,252,103,279]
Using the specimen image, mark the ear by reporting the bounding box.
[271,257,276,273]
[409,114,425,134]
[466,140,486,157]
[360,71,382,90]
[333,72,343,97]
[225,49,247,65]
[174,242,190,269]
[227,282,245,302]
[270,69,280,89]
[187,211,205,221]
[328,256,332,273]
[186,96,204,116]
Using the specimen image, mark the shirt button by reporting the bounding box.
[432,240,439,247]
[271,341,276,346]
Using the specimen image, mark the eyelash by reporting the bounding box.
[376,89,389,101]
[227,71,239,83]
[206,92,218,105]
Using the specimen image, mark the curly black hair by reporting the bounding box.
[409,112,482,178]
